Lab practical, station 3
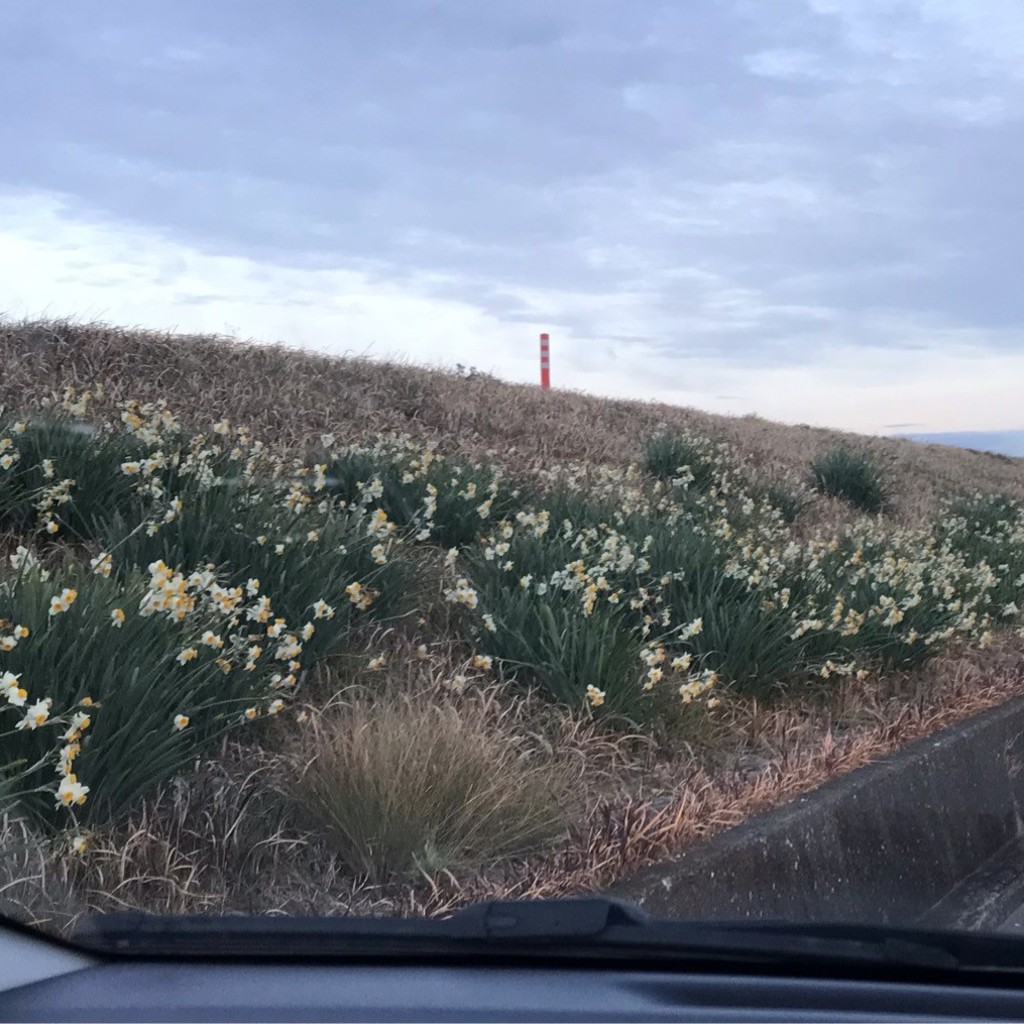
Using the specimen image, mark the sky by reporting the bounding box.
[2,1,1024,449]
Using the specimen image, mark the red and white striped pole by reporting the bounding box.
[539,332,551,389]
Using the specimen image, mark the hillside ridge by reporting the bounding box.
[2,318,1022,526]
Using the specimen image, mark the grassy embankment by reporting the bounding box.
[3,318,1024,933]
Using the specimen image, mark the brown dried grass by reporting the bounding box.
[288,690,572,883]
[3,318,1023,526]
[397,635,1024,916]
[7,635,1024,934]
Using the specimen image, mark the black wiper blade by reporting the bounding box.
[70,896,1018,975]
[72,897,647,956]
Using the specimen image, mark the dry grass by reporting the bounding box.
[2,317,1023,526]
[395,634,1024,916]
[289,690,572,883]
[0,683,635,934]
[0,815,82,931]
[7,634,1024,935]
[0,742,361,934]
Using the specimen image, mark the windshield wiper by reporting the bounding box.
[70,896,1021,975]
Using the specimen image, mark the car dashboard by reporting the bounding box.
[7,921,1024,1022]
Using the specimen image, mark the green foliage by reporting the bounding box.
[533,487,625,533]
[100,486,412,652]
[810,447,888,514]
[758,482,810,524]
[462,526,652,720]
[936,493,1024,614]
[0,415,420,828]
[6,385,1024,853]
[0,564,279,826]
[644,433,724,493]
[322,447,525,548]
[321,451,420,524]
[473,582,649,722]
[778,529,979,673]
[941,492,1022,540]
[641,524,805,698]
[0,418,148,540]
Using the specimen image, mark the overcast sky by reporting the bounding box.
[2,1,1024,444]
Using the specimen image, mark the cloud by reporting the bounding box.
[4,190,1024,437]
[2,0,1024,433]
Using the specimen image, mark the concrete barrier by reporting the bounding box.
[609,697,1024,925]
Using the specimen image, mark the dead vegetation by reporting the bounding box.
[289,689,573,884]
[7,633,1024,936]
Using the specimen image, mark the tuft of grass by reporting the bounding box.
[810,446,888,514]
[291,693,569,883]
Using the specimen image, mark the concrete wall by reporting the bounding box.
[610,697,1024,924]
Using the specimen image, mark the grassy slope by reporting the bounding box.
[3,318,1024,528]
[5,317,1024,930]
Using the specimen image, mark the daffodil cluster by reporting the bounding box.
[7,391,1024,829]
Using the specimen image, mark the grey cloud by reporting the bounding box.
[4,0,1024,369]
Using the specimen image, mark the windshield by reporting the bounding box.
[4,0,1024,950]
